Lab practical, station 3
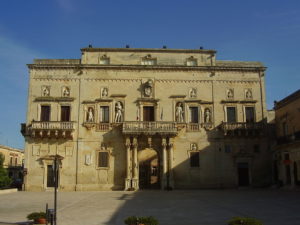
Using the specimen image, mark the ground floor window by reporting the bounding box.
[98,152,109,168]
[190,152,200,167]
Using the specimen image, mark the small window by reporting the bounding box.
[15,158,18,166]
[98,152,109,167]
[10,157,13,166]
[189,107,199,123]
[141,55,157,65]
[186,57,197,66]
[226,107,236,123]
[100,106,109,123]
[225,145,232,153]
[253,144,260,153]
[245,107,255,123]
[41,105,51,121]
[61,106,71,122]
[99,55,110,65]
[190,152,200,167]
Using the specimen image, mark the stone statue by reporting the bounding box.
[246,89,252,99]
[144,80,153,97]
[43,87,50,96]
[63,87,70,97]
[190,88,197,98]
[227,89,234,99]
[87,108,94,122]
[175,103,184,122]
[102,88,108,98]
[114,101,123,122]
[204,108,211,123]
[191,143,197,151]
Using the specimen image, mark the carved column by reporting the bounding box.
[124,137,132,190]
[168,139,174,189]
[161,137,167,189]
[132,137,139,190]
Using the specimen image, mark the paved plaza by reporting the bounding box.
[0,189,300,225]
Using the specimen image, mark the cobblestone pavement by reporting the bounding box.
[0,189,299,225]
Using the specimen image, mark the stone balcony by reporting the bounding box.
[122,121,177,136]
[220,122,265,136]
[21,121,75,139]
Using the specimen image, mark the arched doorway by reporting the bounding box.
[138,148,160,189]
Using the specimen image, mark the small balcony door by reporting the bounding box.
[61,106,70,122]
[41,105,51,121]
[143,106,155,121]
[245,107,255,123]
[189,107,199,123]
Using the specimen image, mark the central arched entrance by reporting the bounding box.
[138,148,160,189]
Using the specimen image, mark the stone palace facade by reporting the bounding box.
[21,47,272,191]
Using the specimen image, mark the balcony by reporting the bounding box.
[21,121,75,139]
[277,131,300,146]
[221,122,265,136]
[122,121,177,135]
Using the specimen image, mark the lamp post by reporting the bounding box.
[53,155,59,225]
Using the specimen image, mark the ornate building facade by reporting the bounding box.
[273,89,300,187]
[21,47,271,191]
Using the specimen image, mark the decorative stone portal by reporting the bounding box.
[138,148,160,189]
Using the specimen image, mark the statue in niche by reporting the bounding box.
[175,102,184,122]
[144,79,153,97]
[114,101,123,122]
[245,89,252,99]
[204,108,211,123]
[102,88,108,98]
[191,143,197,151]
[62,87,70,97]
[87,108,94,122]
[227,89,234,99]
[42,86,50,96]
[190,88,197,98]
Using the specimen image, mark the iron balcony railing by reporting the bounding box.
[122,121,177,135]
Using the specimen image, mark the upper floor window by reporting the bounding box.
[282,122,288,136]
[245,107,255,123]
[141,54,157,65]
[100,106,110,123]
[189,107,199,123]
[61,106,71,122]
[41,105,51,121]
[226,107,236,123]
[186,56,198,66]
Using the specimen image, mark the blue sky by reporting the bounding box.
[0,0,299,149]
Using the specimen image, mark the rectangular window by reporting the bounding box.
[190,152,200,167]
[226,107,236,123]
[283,122,288,136]
[189,107,199,123]
[10,157,13,166]
[245,107,255,123]
[225,145,232,153]
[15,158,18,166]
[98,152,109,167]
[40,105,51,121]
[61,106,71,122]
[253,144,260,153]
[100,106,109,123]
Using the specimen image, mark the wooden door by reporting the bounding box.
[143,106,155,121]
[237,163,250,186]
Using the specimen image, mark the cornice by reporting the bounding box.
[28,64,266,72]
[34,97,75,102]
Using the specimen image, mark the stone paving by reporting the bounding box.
[0,189,300,225]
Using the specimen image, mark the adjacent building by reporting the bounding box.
[273,89,300,187]
[21,47,272,191]
[0,145,24,180]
